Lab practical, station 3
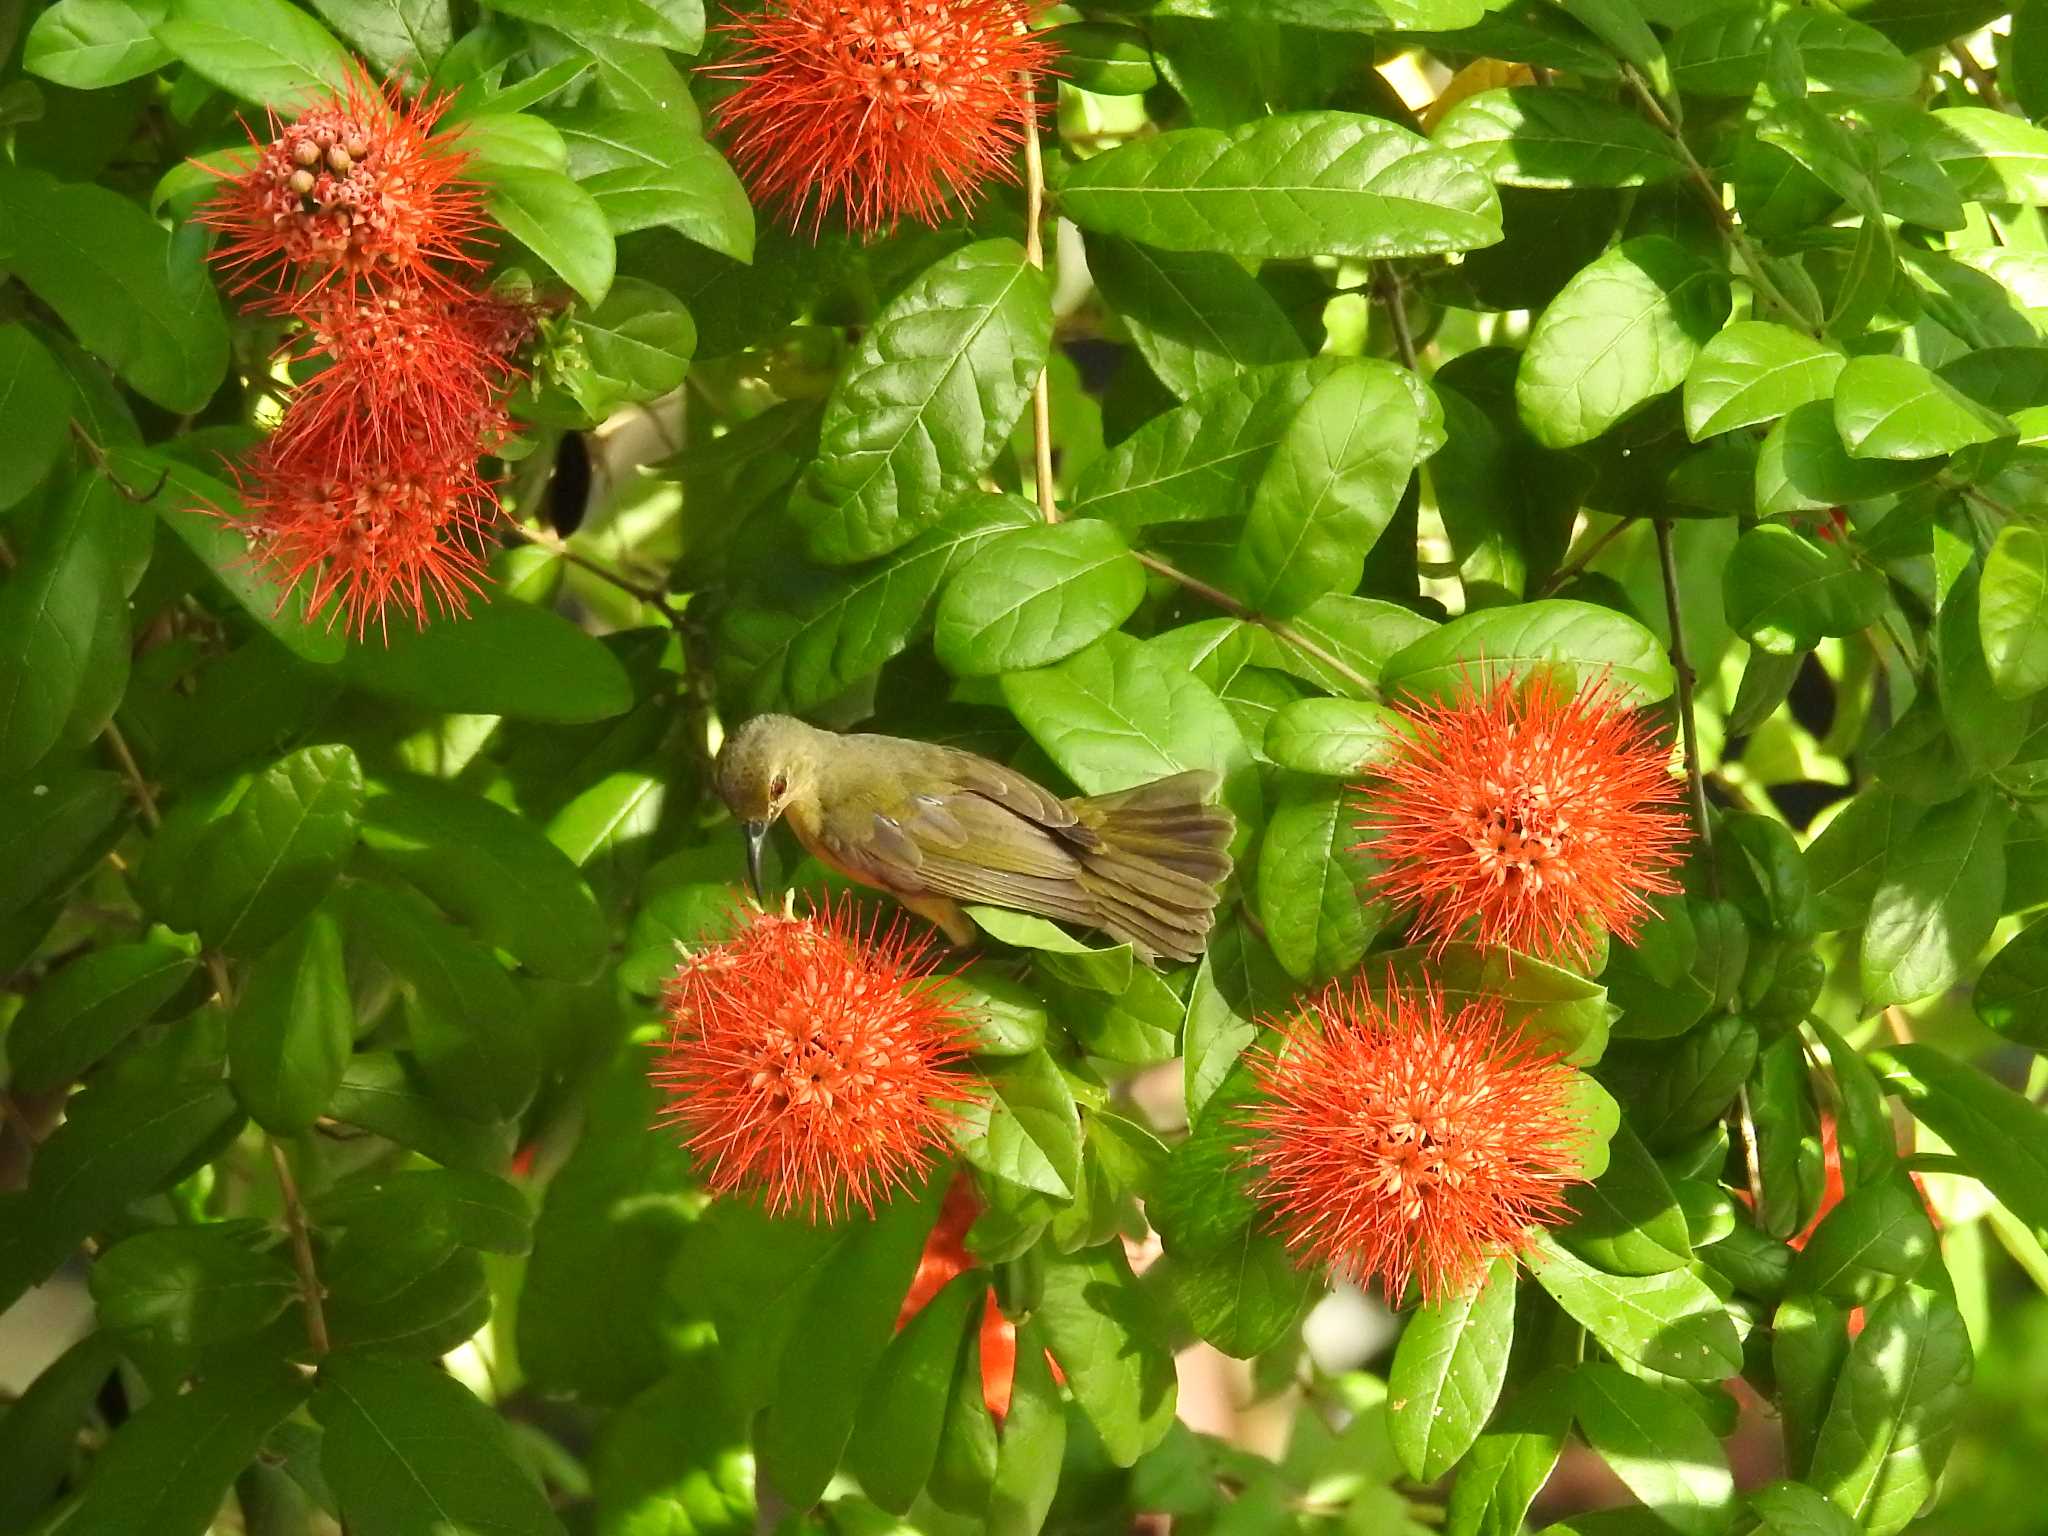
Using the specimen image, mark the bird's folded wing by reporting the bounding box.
[817,792,1099,925]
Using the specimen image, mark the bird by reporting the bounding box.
[713,713,1236,966]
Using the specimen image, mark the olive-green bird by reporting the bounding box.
[714,714,1235,966]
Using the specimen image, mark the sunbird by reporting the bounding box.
[714,714,1236,966]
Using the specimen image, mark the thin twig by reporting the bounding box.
[270,1140,331,1357]
[1654,519,1716,888]
[1375,264,1421,373]
[1735,1085,1766,1214]
[1022,74,1058,523]
[102,722,162,831]
[1535,516,1635,597]
[69,422,167,503]
[1949,41,2005,109]
[1133,550,1381,699]
[511,524,680,626]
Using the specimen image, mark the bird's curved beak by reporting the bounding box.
[743,820,770,905]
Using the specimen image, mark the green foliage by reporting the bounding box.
[5,2,2048,1533]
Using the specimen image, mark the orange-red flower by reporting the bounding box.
[201,69,483,302]
[1241,977,1588,1305]
[654,901,981,1221]
[708,0,1055,235]
[1357,673,1688,964]
[237,433,499,638]
[896,1174,1017,1418]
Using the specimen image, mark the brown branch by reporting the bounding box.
[1654,519,1717,890]
[1375,264,1421,373]
[270,1140,330,1357]
[1535,515,1635,598]
[511,524,680,626]
[102,722,162,831]
[68,422,167,503]
[1133,550,1381,700]
[1022,73,1058,523]
[1949,41,2005,109]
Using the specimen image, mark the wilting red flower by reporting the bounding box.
[1242,977,1588,1304]
[709,0,1055,234]
[1358,672,1688,963]
[236,433,499,638]
[654,901,981,1221]
[201,68,483,301]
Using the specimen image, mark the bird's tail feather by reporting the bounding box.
[1071,771,1235,965]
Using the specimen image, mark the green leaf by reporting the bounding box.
[1444,1370,1573,1536]
[1755,400,1939,514]
[338,593,634,720]
[1562,1121,1692,1275]
[155,0,351,106]
[1086,237,1307,400]
[326,1053,517,1170]
[562,277,695,420]
[1162,1219,1317,1360]
[852,1271,981,1514]
[480,164,616,306]
[9,942,197,1096]
[1070,358,1337,532]
[1870,1043,2048,1233]
[1234,359,1418,616]
[0,171,228,415]
[325,1246,491,1356]
[62,1358,308,1536]
[1257,775,1379,984]
[934,519,1146,676]
[1388,1257,1516,1482]
[1434,87,1682,189]
[0,476,115,781]
[307,0,452,74]
[1379,942,1613,1065]
[0,770,128,924]
[24,0,173,87]
[755,1178,944,1506]
[1262,696,1405,776]
[953,1047,1083,1197]
[0,325,71,511]
[89,1223,298,1362]
[1669,5,1919,99]
[1834,354,2011,460]
[1979,524,2048,699]
[1924,107,2048,205]
[229,910,353,1133]
[793,240,1050,563]
[1036,1244,1179,1466]
[560,110,751,258]
[1789,1171,1936,1304]
[1570,1365,1736,1536]
[724,493,1032,712]
[1516,237,1726,449]
[171,744,365,956]
[1776,1293,1852,1480]
[1808,790,1920,933]
[314,1352,567,1536]
[1060,111,1501,260]
[592,1358,755,1536]
[1723,524,1889,655]
[1749,1482,1859,1536]
[1682,321,1846,441]
[482,0,701,53]
[1809,1285,1972,1536]
[0,1333,124,1530]
[1525,1232,1741,1380]
[990,1319,1067,1536]
[1379,597,1674,704]
[363,776,609,982]
[1001,631,1254,833]
[1979,910,2048,1051]
[1861,786,2009,1009]
[1937,562,2026,775]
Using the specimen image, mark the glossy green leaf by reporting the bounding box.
[1938,562,2027,774]
[1682,321,1846,440]
[1809,1285,1972,1536]
[1516,237,1725,450]
[1257,775,1379,983]
[989,1319,1066,1536]
[794,240,1050,563]
[1790,1171,1936,1304]
[1749,1481,1859,1536]
[24,0,173,86]
[1979,910,2048,1051]
[1037,1244,1179,1465]
[935,519,1146,676]
[1262,696,1405,776]
[1755,400,1939,514]
[338,593,634,720]
[953,1047,1083,1197]
[1388,1257,1516,1482]
[0,326,71,511]
[1871,1043,2048,1233]
[229,909,353,1133]
[1234,359,1418,616]
[1525,1232,1741,1380]
[155,0,351,106]
[89,1223,297,1360]
[852,1271,981,1513]
[1086,236,1306,400]
[482,0,701,52]
[1061,111,1501,260]
[1724,524,1889,655]
[1434,87,1682,189]
[1562,1121,1693,1275]
[1443,1371,1573,1536]
[1379,942,1613,1065]
[1571,1365,1736,1536]
[1924,107,2048,205]
[0,771,128,924]
[563,276,696,420]
[1861,786,2009,1009]
[1979,524,2048,699]
[0,476,116,781]
[480,163,616,306]
[8,941,198,1094]
[326,1052,516,1170]
[1380,597,1674,704]
[560,109,752,257]
[315,1352,566,1536]
[307,0,452,73]
[1834,354,2011,460]
[591,1357,755,1536]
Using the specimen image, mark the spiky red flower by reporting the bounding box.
[709,0,1055,235]
[654,900,981,1221]
[201,69,483,302]
[1242,977,1588,1304]
[1357,672,1688,963]
[237,433,499,638]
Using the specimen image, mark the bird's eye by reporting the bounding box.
[770,772,788,799]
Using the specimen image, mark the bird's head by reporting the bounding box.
[714,714,818,900]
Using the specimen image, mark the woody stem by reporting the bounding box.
[271,1140,330,1357]
[1022,74,1057,524]
[1132,550,1381,700]
[1654,518,1717,888]
[512,523,680,626]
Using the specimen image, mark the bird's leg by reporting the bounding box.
[898,893,982,951]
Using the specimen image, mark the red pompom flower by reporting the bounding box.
[201,69,482,302]
[1357,672,1688,964]
[709,0,1055,234]
[1242,977,1589,1304]
[654,901,982,1221]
